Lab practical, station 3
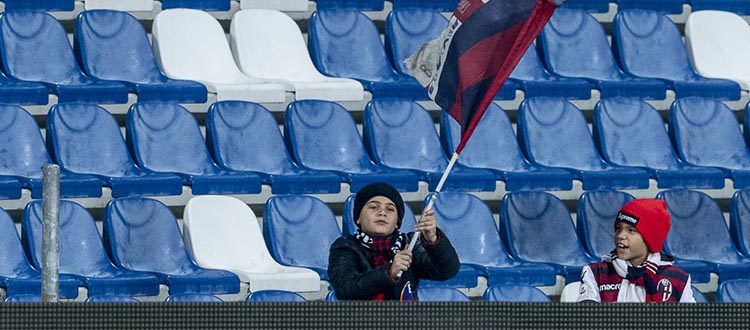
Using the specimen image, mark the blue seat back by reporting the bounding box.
[417,286,470,301]
[166,293,223,302]
[308,9,398,80]
[501,191,592,265]
[4,0,74,11]
[284,100,373,171]
[104,198,196,274]
[433,192,516,266]
[86,295,139,303]
[75,10,164,82]
[4,294,41,303]
[0,207,36,276]
[23,200,113,275]
[207,101,295,173]
[731,189,750,257]
[539,8,621,80]
[315,0,384,11]
[385,8,448,74]
[561,0,611,13]
[518,97,605,169]
[263,195,341,272]
[246,290,306,302]
[127,102,216,174]
[0,11,83,82]
[325,290,338,301]
[717,279,750,303]
[483,285,550,302]
[342,194,417,235]
[510,45,554,81]
[160,0,231,10]
[657,189,745,263]
[692,286,708,303]
[364,99,445,171]
[0,105,51,178]
[670,97,750,168]
[47,103,136,176]
[617,0,685,14]
[441,103,531,171]
[594,98,682,168]
[391,0,458,11]
[576,190,636,257]
[691,0,750,15]
[613,10,695,81]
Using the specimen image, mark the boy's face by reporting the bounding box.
[357,196,399,237]
[614,221,649,266]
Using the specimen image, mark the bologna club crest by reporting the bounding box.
[657,279,673,301]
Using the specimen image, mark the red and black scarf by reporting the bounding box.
[353,229,409,300]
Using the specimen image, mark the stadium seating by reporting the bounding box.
[263,195,342,280]
[22,200,161,296]
[0,207,79,298]
[509,46,592,99]
[684,10,750,90]
[3,0,74,11]
[308,9,429,99]
[561,0,610,13]
[690,0,750,15]
[183,196,321,292]
[0,11,129,104]
[325,290,338,301]
[206,101,342,194]
[104,198,241,295]
[46,103,183,198]
[390,0,458,11]
[440,103,574,191]
[166,293,223,302]
[730,189,750,257]
[238,0,309,11]
[151,9,286,102]
[670,97,750,188]
[560,282,580,302]
[246,290,306,302]
[160,0,231,10]
[363,99,497,192]
[284,100,420,192]
[482,285,551,302]
[518,97,650,190]
[613,10,740,100]
[75,10,208,103]
[716,279,750,303]
[417,287,470,302]
[500,191,598,282]
[657,189,750,283]
[0,105,102,199]
[539,8,667,99]
[616,0,684,13]
[126,101,263,195]
[86,295,139,303]
[431,192,558,286]
[83,0,155,11]
[593,98,726,189]
[4,294,41,303]
[0,73,48,105]
[692,286,708,303]
[230,9,364,101]
[314,0,384,10]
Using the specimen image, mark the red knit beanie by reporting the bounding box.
[614,199,671,253]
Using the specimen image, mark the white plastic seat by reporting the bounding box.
[84,0,154,11]
[685,10,750,90]
[230,9,364,101]
[183,195,321,292]
[152,9,286,102]
[560,282,581,303]
[240,0,309,11]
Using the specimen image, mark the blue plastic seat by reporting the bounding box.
[617,0,685,13]
[717,279,750,303]
[47,103,183,198]
[308,9,428,100]
[518,97,650,190]
[417,286,470,302]
[432,192,559,286]
[4,294,41,303]
[500,191,599,283]
[0,72,47,105]
[246,290,306,302]
[206,101,341,194]
[364,99,497,192]
[104,198,241,295]
[166,293,223,302]
[85,295,139,303]
[75,10,207,103]
[539,9,666,99]
[284,100,419,192]
[561,0,611,12]
[390,0,458,11]
[441,103,574,191]
[691,0,750,15]
[0,11,128,104]
[613,10,740,99]
[692,286,708,303]
[314,0,384,10]
[160,0,231,10]
[482,285,550,302]
[3,0,74,11]
[0,105,102,199]
[730,189,750,257]
[126,101,263,195]
[22,200,161,297]
[657,189,750,283]
[325,290,338,301]
[384,8,517,100]
[670,97,750,188]
[0,207,79,298]
[509,45,592,99]
[263,195,342,281]
[594,98,726,189]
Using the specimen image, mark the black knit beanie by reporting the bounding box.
[353,182,405,228]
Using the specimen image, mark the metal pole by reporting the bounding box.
[41,164,60,303]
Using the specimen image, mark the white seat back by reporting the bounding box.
[560,282,582,303]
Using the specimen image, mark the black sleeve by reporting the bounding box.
[410,228,461,281]
[327,238,396,300]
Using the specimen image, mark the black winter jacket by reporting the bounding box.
[327,228,460,300]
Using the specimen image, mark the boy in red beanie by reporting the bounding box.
[577,199,695,303]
